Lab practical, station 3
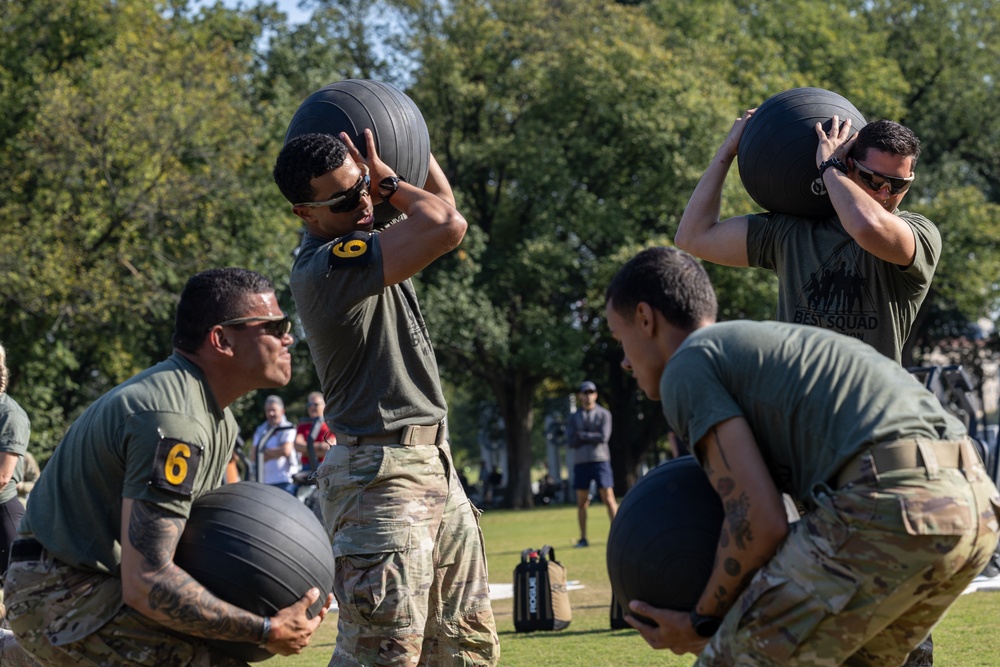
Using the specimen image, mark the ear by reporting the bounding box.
[635,302,657,336]
[291,206,315,224]
[207,325,236,358]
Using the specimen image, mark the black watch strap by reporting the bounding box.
[378,175,405,202]
[818,157,848,177]
[690,610,723,638]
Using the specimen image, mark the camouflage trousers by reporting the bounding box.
[4,551,249,667]
[315,440,499,667]
[698,439,1000,667]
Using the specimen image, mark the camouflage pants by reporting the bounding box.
[315,440,499,667]
[4,553,249,667]
[698,442,1000,667]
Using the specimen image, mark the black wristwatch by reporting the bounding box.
[378,175,405,202]
[818,157,848,178]
[690,610,723,638]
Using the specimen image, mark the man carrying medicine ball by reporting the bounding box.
[605,246,1000,666]
[2,268,332,666]
[675,111,938,364]
[273,130,498,667]
[676,105,941,664]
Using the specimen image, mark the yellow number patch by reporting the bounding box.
[332,238,368,258]
[164,442,191,485]
[327,231,374,271]
[150,437,203,496]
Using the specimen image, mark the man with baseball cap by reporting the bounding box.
[566,381,618,547]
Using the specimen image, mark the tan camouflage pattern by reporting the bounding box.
[315,440,499,667]
[4,554,249,667]
[697,441,1000,667]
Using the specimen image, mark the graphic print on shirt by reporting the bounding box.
[791,245,879,343]
[401,281,433,356]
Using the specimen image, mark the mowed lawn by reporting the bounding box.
[283,503,1000,667]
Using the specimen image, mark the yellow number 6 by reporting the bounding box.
[332,239,368,258]
[165,443,191,485]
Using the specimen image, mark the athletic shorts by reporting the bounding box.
[573,461,614,491]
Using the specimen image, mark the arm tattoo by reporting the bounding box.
[128,499,184,568]
[725,491,754,550]
[129,500,261,641]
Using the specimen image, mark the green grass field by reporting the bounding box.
[284,503,1000,666]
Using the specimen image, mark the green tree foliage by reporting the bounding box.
[393,0,744,506]
[2,0,997,487]
[0,0,301,461]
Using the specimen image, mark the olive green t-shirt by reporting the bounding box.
[746,210,940,363]
[20,353,238,574]
[291,230,448,436]
[660,322,967,502]
[0,393,29,504]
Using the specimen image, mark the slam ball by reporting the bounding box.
[175,481,335,662]
[737,87,867,218]
[284,79,431,227]
[606,456,723,621]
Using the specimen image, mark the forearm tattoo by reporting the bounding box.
[725,491,754,550]
[129,500,261,641]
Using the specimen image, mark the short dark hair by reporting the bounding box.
[273,133,350,205]
[172,268,276,352]
[605,247,717,330]
[850,120,921,169]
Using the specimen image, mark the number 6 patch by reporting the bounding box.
[149,436,203,496]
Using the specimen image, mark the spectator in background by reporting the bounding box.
[0,343,29,579]
[15,451,38,505]
[566,381,618,548]
[252,395,299,494]
[294,391,333,474]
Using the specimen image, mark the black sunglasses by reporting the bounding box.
[218,315,292,339]
[853,160,914,195]
[294,165,371,214]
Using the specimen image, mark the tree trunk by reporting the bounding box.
[493,373,537,509]
[605,357,667,498]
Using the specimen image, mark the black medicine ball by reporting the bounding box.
[284,79,430,227]
[175,481,335,662]
[737,87,867,218]
[606,456,723,623]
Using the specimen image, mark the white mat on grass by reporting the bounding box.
[488,580,585,600]
[962,574,1000,595]
[322,580,584,611]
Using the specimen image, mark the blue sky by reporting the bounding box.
[192,0,312,25]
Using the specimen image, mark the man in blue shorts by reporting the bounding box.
[566,381,618,548]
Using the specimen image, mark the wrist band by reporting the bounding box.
[259,616,272,646]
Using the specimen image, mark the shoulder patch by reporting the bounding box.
[149,436,203,497]
[327,231,374,271]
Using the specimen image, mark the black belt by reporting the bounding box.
[334,421,444,447]
[834,437,975,488]
[9,537,45,563]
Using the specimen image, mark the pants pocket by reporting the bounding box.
[333,522,413,628]
[732,530,862,663]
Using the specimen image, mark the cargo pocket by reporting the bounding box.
[898,493,973,535]
[736,534,862,663]
[333,522,413,628]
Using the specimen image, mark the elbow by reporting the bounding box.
[121,577,148,611]
[673,227,692,252]
[761,510,790,548]
[442,210,468,252]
